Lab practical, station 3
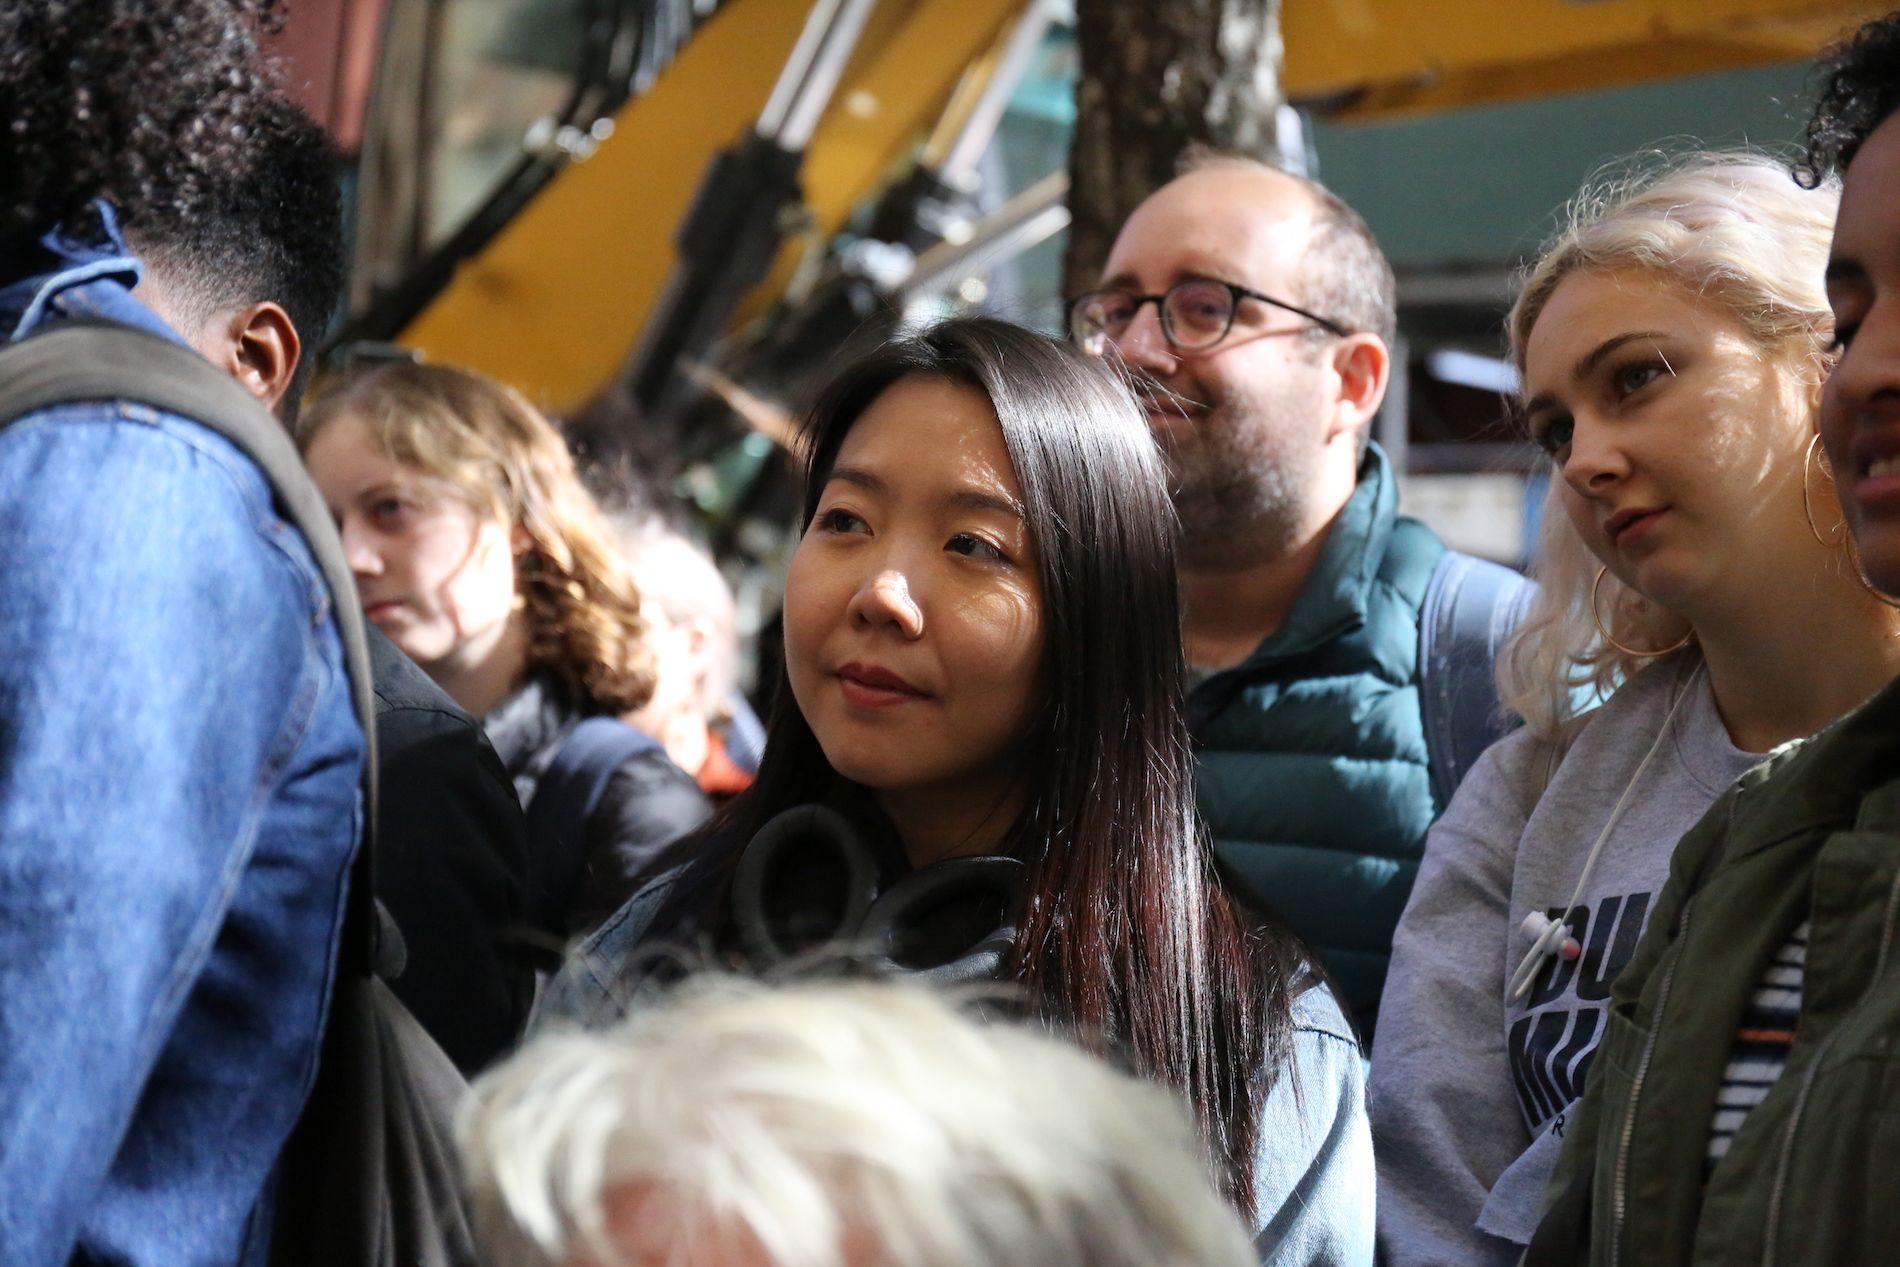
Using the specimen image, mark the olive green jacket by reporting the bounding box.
[1527,673,1900,1267]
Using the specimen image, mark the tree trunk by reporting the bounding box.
[1063,0,1285,295]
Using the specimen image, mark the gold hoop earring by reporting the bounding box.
[1592,567,1693,657]
[1795,434,1900,607]
[1804,432,1847,547]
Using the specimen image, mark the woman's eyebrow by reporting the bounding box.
[1574,330,1667,381]
[946,488,1025,520]
[1520,391,1560,422]
[824,465,884,494]
[1521,330,1670,418]
[827,462,1022,520]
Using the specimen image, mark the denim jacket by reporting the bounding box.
[0,207,364,1265]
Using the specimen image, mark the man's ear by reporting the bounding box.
[1328,333,1391,442]
[217,301,302,414]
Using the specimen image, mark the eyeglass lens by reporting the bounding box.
[1071,280,1236,353]
[1161,280,1235,348]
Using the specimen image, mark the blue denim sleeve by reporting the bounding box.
[530,861,695,1033]
[1253,983,1377,1267]
[0,407,360,1262]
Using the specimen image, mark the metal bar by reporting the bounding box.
[756,0,847,141]
[937,0,1054,184]
[1403,441,1543,476]
[901,168,1069,300]
[775,0,880,151]
[1275,103,1314,177]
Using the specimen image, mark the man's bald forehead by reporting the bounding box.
[1103,156,1397,348]
[1160,161,1323,220]
[1103,164,1321,290]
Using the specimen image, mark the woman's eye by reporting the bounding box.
[815,507,868,535]
[946,532,1007,562]
[1831,320,1861,353]
[1612,361,1667,396]
[368,497,408,527]
[1530,415,1573,457]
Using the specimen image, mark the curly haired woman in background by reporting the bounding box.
[302,362,712,946]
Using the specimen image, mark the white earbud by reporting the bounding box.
[1509,911,1582,1002]
[1503,661,1706,1006]
[1518,910,1562,944]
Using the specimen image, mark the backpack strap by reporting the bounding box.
[1419,549,1536,810]
[525,716,660,936]
[0,323,385,967]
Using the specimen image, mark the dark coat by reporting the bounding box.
[369,626,533,1074]
[484,674,713,940]
[1189,443,1444,1039]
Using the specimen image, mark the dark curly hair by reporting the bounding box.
[1798,11,1900,187]
[0,1,346,409]
[192,94,347,414]
[0,0,284,246]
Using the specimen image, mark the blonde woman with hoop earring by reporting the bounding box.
[1370,152,1900,1267]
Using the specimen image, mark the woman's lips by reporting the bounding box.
[363,600,404,623]
[1605,507,1667,548]
[1842,431,1900,511]
[1854,453,1900,512]
[836,663,929,708]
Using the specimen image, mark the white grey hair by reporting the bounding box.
[460,975,1258,1267]
[606,510,739,719]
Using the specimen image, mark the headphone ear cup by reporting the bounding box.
[731,805,880,967]
[858,856,1026,984]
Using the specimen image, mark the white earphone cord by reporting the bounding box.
[1506,662,1705,1003]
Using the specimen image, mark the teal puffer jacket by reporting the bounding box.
[1191,444,1443,1040]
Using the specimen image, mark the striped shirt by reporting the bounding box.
[1707,921,1811,1172]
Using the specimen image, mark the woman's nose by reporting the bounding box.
[1560,415,1628,493]
[340,520,383,578]
[846,568,924,638]
[1828,309,1900,423]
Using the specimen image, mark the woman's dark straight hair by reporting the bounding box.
[730,316,1310,1215]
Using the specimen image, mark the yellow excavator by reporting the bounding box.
[328,0,1888,424]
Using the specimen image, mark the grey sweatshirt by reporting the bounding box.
[1368,656,1763,1267]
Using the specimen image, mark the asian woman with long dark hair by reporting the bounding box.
[541,317,1373,1263]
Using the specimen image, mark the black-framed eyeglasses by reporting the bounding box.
[1066,278,1354,356]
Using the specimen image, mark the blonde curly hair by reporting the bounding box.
[1501,150,1839,741]
[300,361,657,714]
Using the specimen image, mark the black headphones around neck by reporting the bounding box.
[728,805,1025,985]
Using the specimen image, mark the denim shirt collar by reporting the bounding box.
[0,202,183,346]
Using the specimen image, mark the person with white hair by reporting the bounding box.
[610,511,759,801]
[461,975,1259,1267]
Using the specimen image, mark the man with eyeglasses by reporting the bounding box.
[1073,148,1525,1043]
